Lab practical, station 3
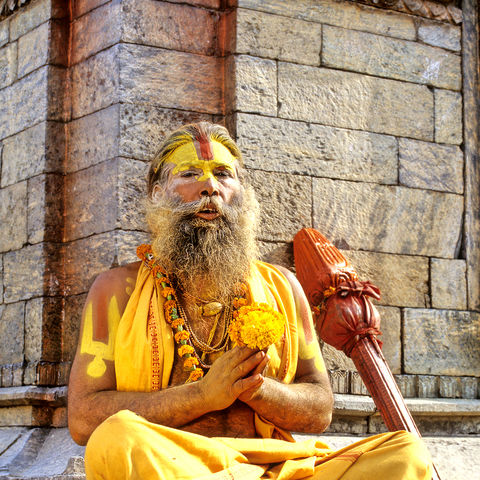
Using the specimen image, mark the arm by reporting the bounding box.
[68,265,265,445]
[239,265,334,434]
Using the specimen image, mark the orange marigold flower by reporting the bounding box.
[183,356,199,370]
[188,368,204,382]
[162,287,175,298]
[175,330,190,342]
[136,244,152,260]
[164,299,176,310]
[178,344,194,357]
[171,318,184,329]
[233,297,247,309]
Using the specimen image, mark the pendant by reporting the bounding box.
[200,302,224,317]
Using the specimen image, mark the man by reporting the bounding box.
[68,122,432,479]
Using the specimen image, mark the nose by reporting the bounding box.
[200,176,219,197]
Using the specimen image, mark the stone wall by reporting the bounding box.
[0,0,478,428]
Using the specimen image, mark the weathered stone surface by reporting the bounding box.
[460,377,478,399]
[119,44,222,114]
[228,55,277,116]
[247,170,312,242]
[439,376,460,398]
[237,0,416,40]
[376,305,401,373]
[344,250,429,308]
[0,406,52,426]
[17,22,49,77]
[117,158,148,231]
[71,0,121,65]
[313,179,463,258]
[0,182,27,253]
[322,343,356,372]
[350,372,369,395]
[0,67,48,139]
[115,230,150,266]
[67,105,119,173]
[24,299,43,364]
[63,294,87,362]
[3,243,62,302]
[0,302,25,364]
[404,309,480,376]
[28,174,64,244]
[258,241,293,270]
[327,416,368,434]
[323,26,461,90]
[394,374,417,397]
[328,369,350,394]
[1,121,64,187]
[417,375,438,398]
[236,8,321,65]
[119,104,211,160]
[10,0,52,40]
[46,66,69,122]
[0,43,17,89]
[0,19,8,47]
[23,362,38,385]
[236,113,397,184]
[122,0,216,56]
[169,0,220,7]
[435,89,462,145]
[418,21,461,52]
[64,159,118,242]
[0,254,3,303]
[278,64,433,141]
[71,46,119,119]
[431,258,467,310]
[399,139,463,193]
[73,0,110,17]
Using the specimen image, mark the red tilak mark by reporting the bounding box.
[194,135,214,160]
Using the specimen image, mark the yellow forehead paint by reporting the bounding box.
[81,296,121,378]
[166,140,236,182]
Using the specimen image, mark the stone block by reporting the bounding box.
[0,406,52,426]
[236,113,397,184]
[0,19,8,47]
[71,0,121,65]
[418,21,461,52]
[322,343,356,373]
[439,376,460,398]
[227,55,277,116]
[435,89,462,145]
[350,372,369,395]
[399,139,463,193]
[278,63,433,141]
[0,255,3,303]
[394,375,417,397]
[0,43,17,89]
[73,0,110,17]
[404,309,480,376]
[258,241,293,270]
[25,297,62,363]
[23,362,38,385]
[119,104,211,161]
[3,243,63,302]
[417,375,438,398]
[0,182,27,253]
[459,377,478,399]
[47,66,69,122]
[236,8,321,65]
[247,170,312,242]
[323,26,461,91]
[1,121,64,187]
[119,44,222,115]
[117,158,148,231]
[327,416,368,434]
[122,0,216,56]
[64,159,118,242]
[237,0,416,40]
[71,46,119,119]
[63,294,87,362]
[28,174,64,244]
[343,250,429,308]
[0,302,25,364]
[0,66,48,140]
[328,370,350,394]
[313,178,463,258]
[17,22,49,77]
[67,105,119,173]
[376,305,401,373]
[115,230,150,266]
[169,0,220,7]
[431,258,467,310]
[10,0,52,40]
[1,365,13,387]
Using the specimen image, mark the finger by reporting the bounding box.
[233,373,264,397]
[250,354,269,377]
[232,351,266,380]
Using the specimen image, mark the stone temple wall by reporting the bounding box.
[0,0,478,430]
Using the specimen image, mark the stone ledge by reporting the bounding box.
[0,387,67,407]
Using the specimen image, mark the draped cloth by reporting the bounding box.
[85,260,432,480]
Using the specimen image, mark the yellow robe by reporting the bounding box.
[85,261,432,479]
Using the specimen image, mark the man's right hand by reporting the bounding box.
[198,347,267,411]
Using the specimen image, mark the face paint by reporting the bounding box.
[81,296,121,378]
[165,140,236,182]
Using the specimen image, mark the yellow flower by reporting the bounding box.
[162,287,175,298]
[188,368,204,382]
[178,344,195,357]
[229,303,285,350]
[171,318,184,329]
[136,244,152,260]
[183,356,199,370]
[175,330,190,342]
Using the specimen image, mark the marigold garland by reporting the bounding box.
[229,303,285,351]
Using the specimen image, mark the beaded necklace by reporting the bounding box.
[137,244,248,383]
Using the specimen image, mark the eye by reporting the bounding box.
[215,169,232,178]
[180,171,197,178]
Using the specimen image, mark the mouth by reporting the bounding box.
[195,204,221,220]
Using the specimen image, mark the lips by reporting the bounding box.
[195,204,220,220]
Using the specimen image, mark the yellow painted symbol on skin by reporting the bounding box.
[81,296,121,378]
[126,276,135,296]
[297,305,326,373]
[166,141,236,182]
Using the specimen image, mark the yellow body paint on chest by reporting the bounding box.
[81,296,121,378]
[166,141,236,182]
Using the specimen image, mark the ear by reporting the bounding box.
[151,184,163,202]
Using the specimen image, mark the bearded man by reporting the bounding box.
[68,122,432,479]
